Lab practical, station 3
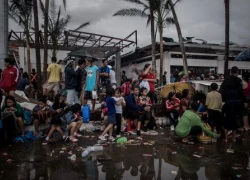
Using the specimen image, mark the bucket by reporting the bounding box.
[82,105,90,123]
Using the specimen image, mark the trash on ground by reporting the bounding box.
[59,151,64,154]
[68,151,73,155]
[236,174,242,178]
[171,170,177,175]
[2,152,8,156]
[82,146,103,157]
[68,154,76,161]
[232,167,244,170]
[226,149,234,153]
[193,154,202,158]
[116,137,128,144]
[171,151,177,155]
[6,159,13,163]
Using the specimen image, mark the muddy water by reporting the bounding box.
[1,130,250,180]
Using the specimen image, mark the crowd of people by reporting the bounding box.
[0,55,250,147]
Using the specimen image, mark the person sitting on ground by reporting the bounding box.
[206,83,223,133]
[179,89,191,117]
[2,96,25,136]
[52,94,67,113]
[222,90,244,142]
[32,96,53,136]
[166,92,180,131]
[16,72,34,97]
[126,85,150,136]
[64,103,83,142]
[137,87,152,132]
[175,101,220,144]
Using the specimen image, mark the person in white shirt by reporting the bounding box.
[113,88,126,137]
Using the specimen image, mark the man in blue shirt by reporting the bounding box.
[84,58,99,111]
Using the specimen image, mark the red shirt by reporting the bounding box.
[166,98,180,111]
[0,66,19,91]
[142,73,155,92]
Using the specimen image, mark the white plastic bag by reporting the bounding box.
[139,80,150,91]
[92,91,98,99]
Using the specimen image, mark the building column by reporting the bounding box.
[217,55,224,74]
[115,51,121,86]
[163,51,171,84]
[0,0,8,68]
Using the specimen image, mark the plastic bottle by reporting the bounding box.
[82,146,104,157]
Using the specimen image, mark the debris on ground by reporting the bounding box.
[2,152,8,156]
[68,154,76,161]
[171,170,177,175]
[143,154,152,157]
[193,154,202,158]
[226,149,234,153]
[6,159,13,163]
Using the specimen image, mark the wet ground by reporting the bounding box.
[1,128,250,180]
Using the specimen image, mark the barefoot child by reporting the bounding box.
[99,87,122,141]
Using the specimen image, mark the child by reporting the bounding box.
[33,96,53,136]
[206,83,222,133]
[166,92,180,131]
[2,96,25,136]
[137,87,152,132]
[126,85,149,136]
[52,94,67,113]
[222,90,244,142]
[113,88,126,137]
[99,87,121,141]
[121,78,132,97]
[64,103,83,142]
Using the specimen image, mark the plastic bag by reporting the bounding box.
[140,80,150,91]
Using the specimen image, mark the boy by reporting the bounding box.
[206,83,223,133]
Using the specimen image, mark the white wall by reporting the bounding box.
[18,47,70,72]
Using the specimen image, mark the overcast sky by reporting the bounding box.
[9,0,250,53]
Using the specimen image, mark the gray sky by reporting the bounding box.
[9,0,250,53]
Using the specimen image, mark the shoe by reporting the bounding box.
[109,136,115,141]
[42,140,48,145]
[137,130,141,136]
[69,136,78,142]
[104,134,109,137]
[75,133,82,138]
[170,125,175,131]
[98,136,106,141]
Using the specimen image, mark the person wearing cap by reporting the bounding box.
[43,56,62,96]
[166,92,180,131]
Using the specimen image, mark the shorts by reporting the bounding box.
[108,114,116,125]
[84,91,93,100]
[43,82,60,92]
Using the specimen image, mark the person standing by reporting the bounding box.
[43,57,62,96]
[75,59,87,102]
[162,71,167,86]
[84,58,99,111]
[129,61,139,82]
[0,58,20,96]
[121,70,127,85]
[99,59,110,92]
[109,66,117,88]
[65,60,80,105]
[30,69,38,92]
[141,64,157,104]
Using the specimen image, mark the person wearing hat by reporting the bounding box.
[166,92,180,131]
[43,56,62,96]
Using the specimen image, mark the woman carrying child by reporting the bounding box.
[99,87,122,141]
[137,87,152,132]
[2,96,25,136]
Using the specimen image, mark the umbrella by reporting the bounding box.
[68,49,94,58]
[234,48,250,61]
[178,71,191,76]
[160,82,194,98]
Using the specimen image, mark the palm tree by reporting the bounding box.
[33,0,42,95]
[168,0,188,77]
[154,0,174,84]
[113,0,157,72]
[9,0,33,74]
[224,0,230,76]
[42,0,66,81]
[40,0,90,57]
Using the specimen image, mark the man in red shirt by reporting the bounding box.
[0,58,20,96]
